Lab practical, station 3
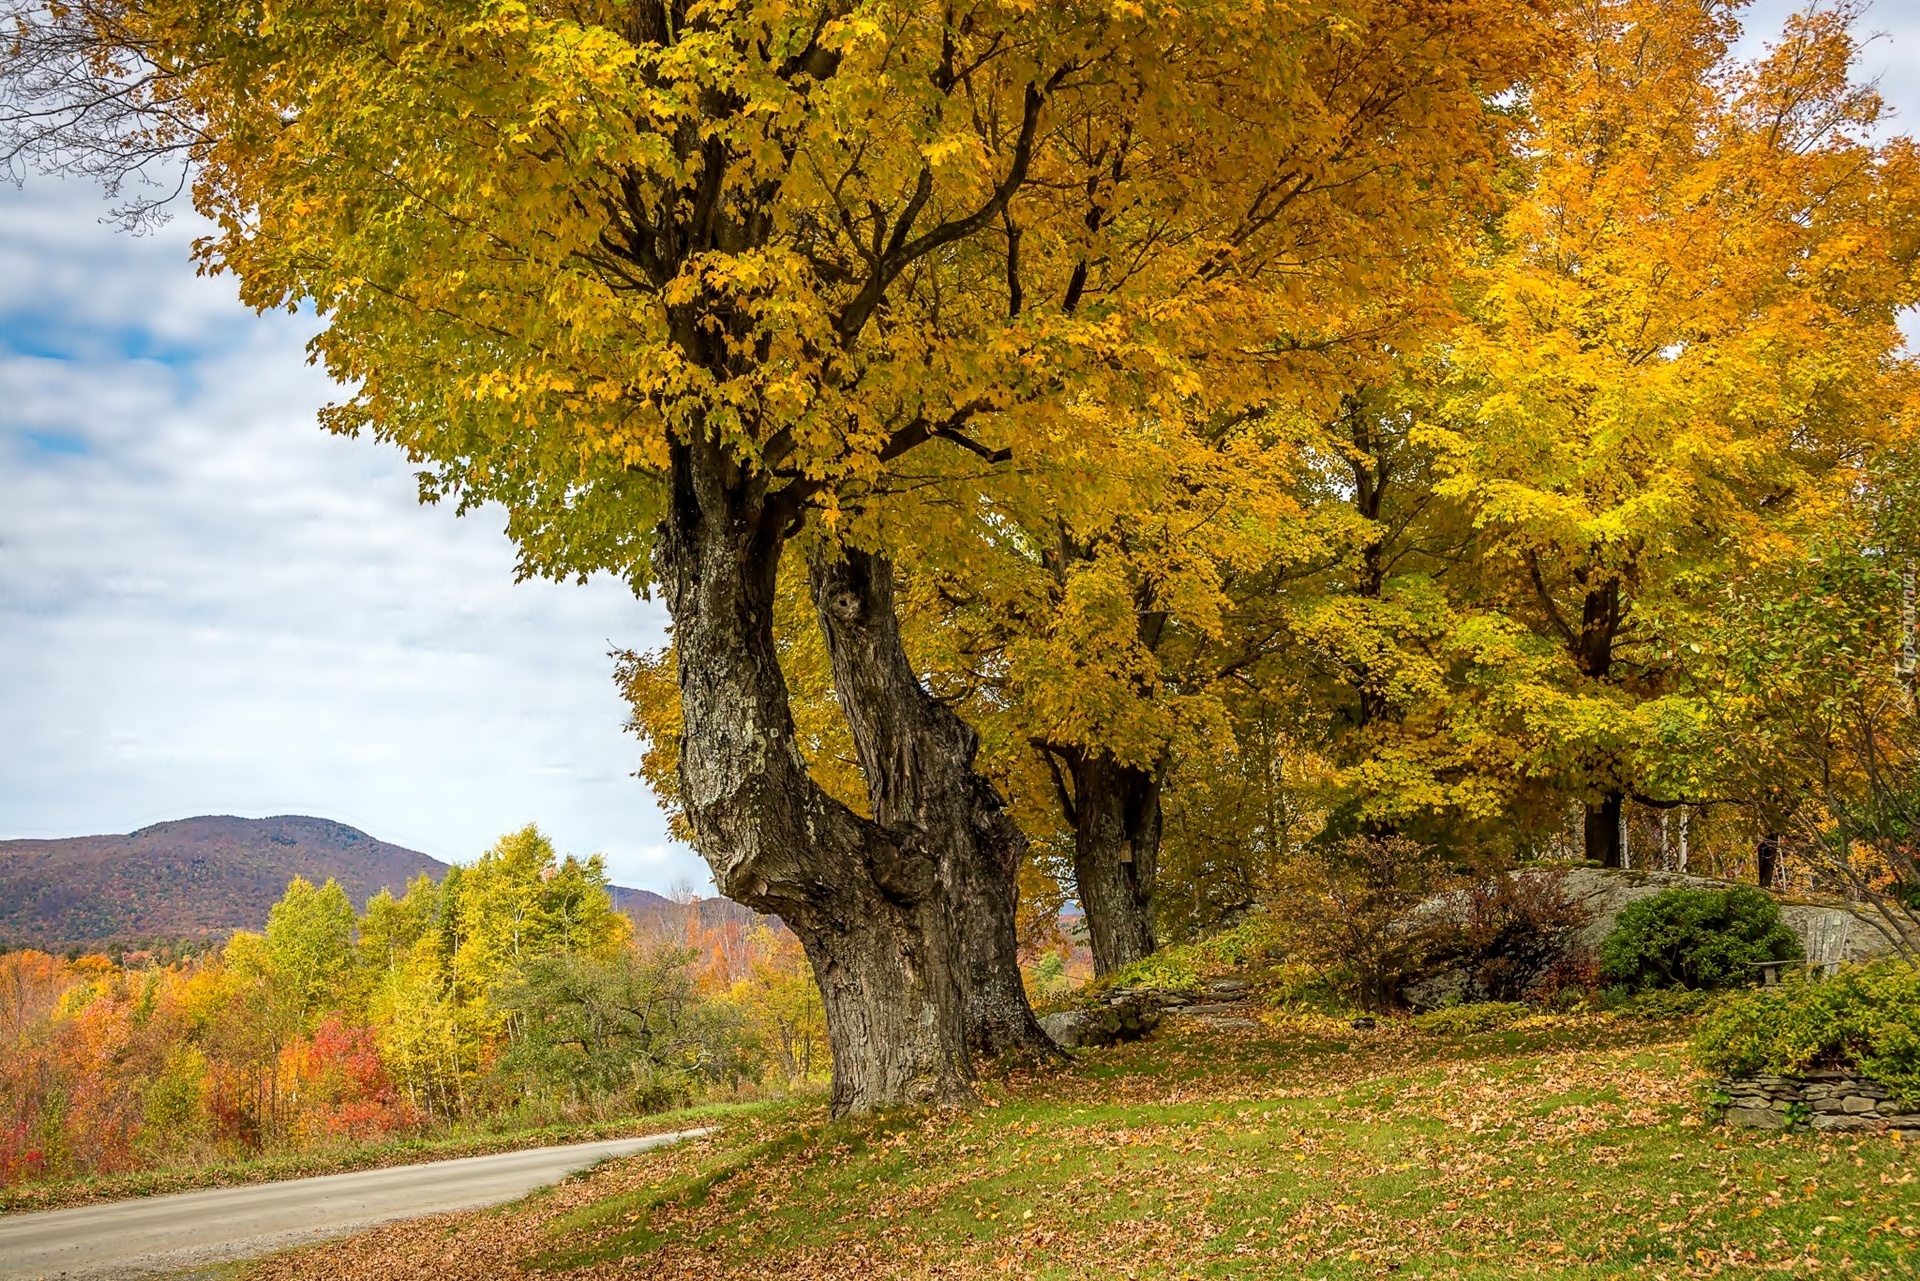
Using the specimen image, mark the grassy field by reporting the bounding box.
[0,1103,759,1216]
[237,1007,1919,1280]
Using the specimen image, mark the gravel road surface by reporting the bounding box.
[0,1128,713,1279]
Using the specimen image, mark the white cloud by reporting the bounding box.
[0,176,700,892]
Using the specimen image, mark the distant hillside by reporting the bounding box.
[608,884,672,916]
[0,816,447,952]
[0,815,747,954]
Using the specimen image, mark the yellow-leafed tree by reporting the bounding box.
[5,0,1547,1109]
[1428,0,1920,865]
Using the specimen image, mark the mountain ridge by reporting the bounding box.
[0,814,688,953]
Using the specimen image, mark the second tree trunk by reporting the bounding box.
[1584,792,1624,869]
[1050,745,1161,976]
[809,549,1057,1060]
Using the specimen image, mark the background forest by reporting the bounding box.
[0,828,826,1187]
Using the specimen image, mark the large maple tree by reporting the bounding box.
[6,0,1544,1108]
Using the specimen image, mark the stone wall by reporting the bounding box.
[1038,992,1162,1049]
[1039,978,1258,1048]
[1720,1071,1920,1133]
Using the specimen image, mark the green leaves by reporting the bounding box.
[264,876,356,1032]
[1600,887,1804,993]
[1694,961,1920,1104]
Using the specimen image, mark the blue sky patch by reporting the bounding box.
[20,430,89,456]
[0,311,224,371]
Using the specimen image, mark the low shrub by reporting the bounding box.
[1529,949,1604,1009]
[1451,871,1591,1002]
[1271,836,1456,1012]
[1411,1002,1530,1035]
[1190,913,1285,971]
[1599,886,1802,991]
[1099,912,1294,996]
[1608,986,1723,1022]
[1692,962,1920,1105]
[1107,949,1202,993]
[1261,962,1349,1014]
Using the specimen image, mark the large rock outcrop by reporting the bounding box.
[1403,866,1904,1010]
[1553,867,1901,967]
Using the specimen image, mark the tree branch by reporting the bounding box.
[834,75,1057,347]
[935,426,1011,464]
[1524,550,1580,653]
[1034,740,1079,828]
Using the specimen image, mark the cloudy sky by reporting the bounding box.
[0,179,695,889]
[1,3,1915,893]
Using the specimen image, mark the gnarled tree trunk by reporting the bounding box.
[808,550,1057,1060]
[1044,744,1161,976]
[657,434,973,1113]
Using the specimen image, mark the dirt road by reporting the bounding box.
[0,1129,712,1279]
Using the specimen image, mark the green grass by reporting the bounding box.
[529,1100,823,1265]
[0,1100,772,1216]
[529,1014,1920,1278]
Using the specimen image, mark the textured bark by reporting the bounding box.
[808,550,1057,1060]
[1029,518,1167,978]
[656,434,972,1113]
[1046,745,1160,976]
[1585,792,1624,869]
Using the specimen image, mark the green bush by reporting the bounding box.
[493,947,750,1111]
[1692,962,1920,1106]
[1261,962,1349,1014]
[1555,983,1719,1021]
[1103,914,1286,995]
[1599,887,1802,991]
[1026,951,1071,1004]
[1411,1002,1530,1035]
[1190,913,1285,971]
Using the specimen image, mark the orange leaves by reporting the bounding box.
[278,1016,418,1144]
[0,950,288,1180]
[1447,0,1916,560]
